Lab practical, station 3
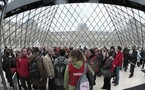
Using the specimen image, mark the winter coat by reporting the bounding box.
[102,57,114,70]
[16,56,30,78]
[43,54,55,78]
[88,55,98,73]
[109,51,116,58]
[113,51,123,67]
[123,49,129,63]
[2,56,16,84]
[54,56,68,66]
[29,53,47,87]
[129,50,137,64]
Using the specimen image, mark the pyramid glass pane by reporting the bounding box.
[1,3,145,49]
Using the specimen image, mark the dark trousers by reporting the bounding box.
[142,60,145,69]
[17,73,22,90]
[137,62,140,67]
[49,78,56,90]
[123,61,128,72]
[94,73,97,84]
[130,64,135,77]
[19,76,31,90]
[33,85,45,90]
[5,70,13,87]
[103,77,111,90]
[140,58,143,65]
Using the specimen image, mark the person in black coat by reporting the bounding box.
[101,56,114,90]
[108,46,116,83]
[123,47,129,72]
[129,46,137,78]
[3,49,16,87]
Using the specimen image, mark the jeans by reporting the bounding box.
[115,66,120,84]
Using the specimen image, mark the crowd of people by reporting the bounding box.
[1,45,145,90]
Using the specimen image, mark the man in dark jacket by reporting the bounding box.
[29,47,47,90]
[123,47,129,72]
[129,46,137,78]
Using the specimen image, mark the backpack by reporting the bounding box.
[54,58,66,78]
[76,63,90,90]
[29,56,40,79]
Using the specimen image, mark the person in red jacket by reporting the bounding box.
[112,46,123,86]
[16,48,31,90]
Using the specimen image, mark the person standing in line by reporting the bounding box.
[136,47,142,67]
[16,48,31,90]
[15,50,22,90]
[54,49,68,90]
[108,46,116,83]
[29,47,47,90]
[64,49,94,90]
[123,47,129,72]
[2,49,15,87]
[47,48,56,90]
[141,48,145,69]
[129,46,137,78]
[112,46,123,86]
[101,56,114,90]
[87,49,98,87]
[42,48,55,90]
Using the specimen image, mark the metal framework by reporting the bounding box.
[1,0,145,89]
[1,3,145,49]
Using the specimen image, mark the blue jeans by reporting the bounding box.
[115,66,120,84]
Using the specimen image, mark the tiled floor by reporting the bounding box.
[0,64,145,90]
[94,64,145,90]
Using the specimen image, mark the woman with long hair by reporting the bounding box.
[64,49,94,90]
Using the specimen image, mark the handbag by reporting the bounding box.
[101,69,112,79]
